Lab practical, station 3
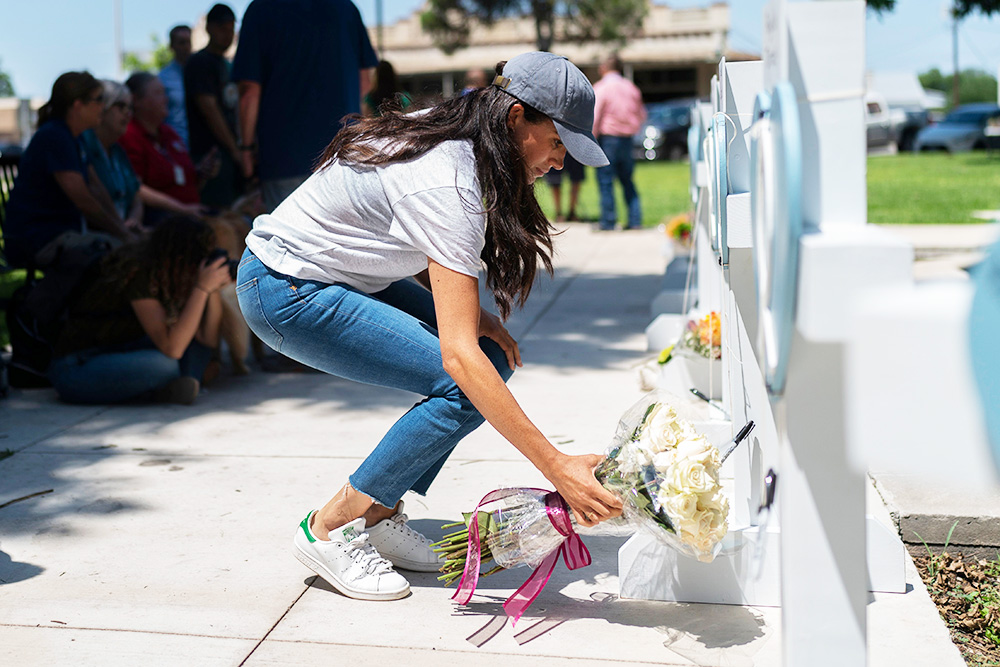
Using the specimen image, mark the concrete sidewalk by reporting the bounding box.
[0,223,964,666]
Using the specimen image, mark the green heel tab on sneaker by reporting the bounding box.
[300,512,317,543]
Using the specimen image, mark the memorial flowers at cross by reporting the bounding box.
[665,213,693,249]
[433,393,736,621]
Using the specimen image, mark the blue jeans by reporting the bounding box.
[596,135,642,229]
[48,337,212,404]
[235,249,513,508]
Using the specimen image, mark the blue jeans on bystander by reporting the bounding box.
[48,337,213,404]
[596,134,642,230]
[235,249,513,509]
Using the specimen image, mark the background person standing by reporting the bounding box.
[544,153,585,222]
[159,24,192,147]
[592,54,646,230]
[184,3,241,208]
[232,0,377,213]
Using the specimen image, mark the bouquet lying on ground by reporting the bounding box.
[434,393,747,619]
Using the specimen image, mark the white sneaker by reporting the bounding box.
[293,512,409,601]
[365,501,443,572]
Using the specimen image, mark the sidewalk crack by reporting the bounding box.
[239,578,314,666]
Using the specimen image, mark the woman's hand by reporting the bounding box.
[545,452,623,528]
[197,255,232,294]
[124,213,144,232]
[479,308,522,371]
[181,202,210,218]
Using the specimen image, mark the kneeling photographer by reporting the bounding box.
[47,215,232,405]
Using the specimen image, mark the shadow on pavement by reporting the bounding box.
[0,548,44,585]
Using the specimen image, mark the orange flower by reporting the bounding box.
[698,312,721,348]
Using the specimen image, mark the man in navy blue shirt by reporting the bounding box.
[185,3,241,208]
[232,0,378,212]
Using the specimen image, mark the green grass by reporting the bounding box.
[0,268,29,348]
[536,160,692,227]
[868,152,1000,224]
[536,152,1000,229]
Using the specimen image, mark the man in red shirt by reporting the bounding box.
[121,72,210,226]
[592,54,646,230]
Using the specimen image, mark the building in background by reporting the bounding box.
[372,3,757,103]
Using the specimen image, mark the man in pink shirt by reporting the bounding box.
[592,54,646,230]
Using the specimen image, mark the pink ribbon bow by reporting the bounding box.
[452,488,592,625]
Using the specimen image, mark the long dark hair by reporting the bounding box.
[37,71,102,127]
[319,62,555,320]
[99,216,214,315]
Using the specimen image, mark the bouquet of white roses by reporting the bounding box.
[595,392,733,562]
[435,393,750,615]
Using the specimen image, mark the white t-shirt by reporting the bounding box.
[246,139,486,293]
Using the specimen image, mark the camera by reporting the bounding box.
[206,247,239,280]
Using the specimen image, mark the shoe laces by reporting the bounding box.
[389,513,430,545]
[344,533,394,576]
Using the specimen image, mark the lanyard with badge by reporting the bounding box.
[152,133,187,187]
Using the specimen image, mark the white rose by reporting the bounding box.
[660,491,699,525]
[674,436,720,469]
[679,507,728,558]
[638,403,681,453]
[651,450,677,473]
[697,490,729,515]
[614,446,650,477]
[668,460,717,495]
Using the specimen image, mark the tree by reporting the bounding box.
[0,58,14,98]
[952,0,1000,17]
[123,33,173,74]
[919,67,998,107]
[420,0,647,56]
[866,0,1000,14]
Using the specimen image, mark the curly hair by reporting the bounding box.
[317,61,555,320]
[102,216,214,315]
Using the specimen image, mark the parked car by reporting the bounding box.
[0,142,23,159]
[913,103,1000,153]
[633,99,696,161]
[894,106,931,152]
[865,94,906,151]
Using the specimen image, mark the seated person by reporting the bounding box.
[79,80,143,232]
[47,216,232,405]
[120,72,214,227]
[3,71,133,269]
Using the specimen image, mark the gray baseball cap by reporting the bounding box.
[493,51,609,167]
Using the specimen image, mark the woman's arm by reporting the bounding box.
[196,290,223,348]
[53,170,132,241]
[131,257,232,359]
[427,259,622,526]
[87,165,121,221]
[125,192,144,232]
[237,81,261,179]
[138,184,207,217]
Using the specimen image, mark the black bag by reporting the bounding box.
[6,283,56,388]
[6,235,113,388]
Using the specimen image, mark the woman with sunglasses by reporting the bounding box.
[4,71,134,269]
[80,80,143,233]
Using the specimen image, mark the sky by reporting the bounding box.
[1,0,998,99]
